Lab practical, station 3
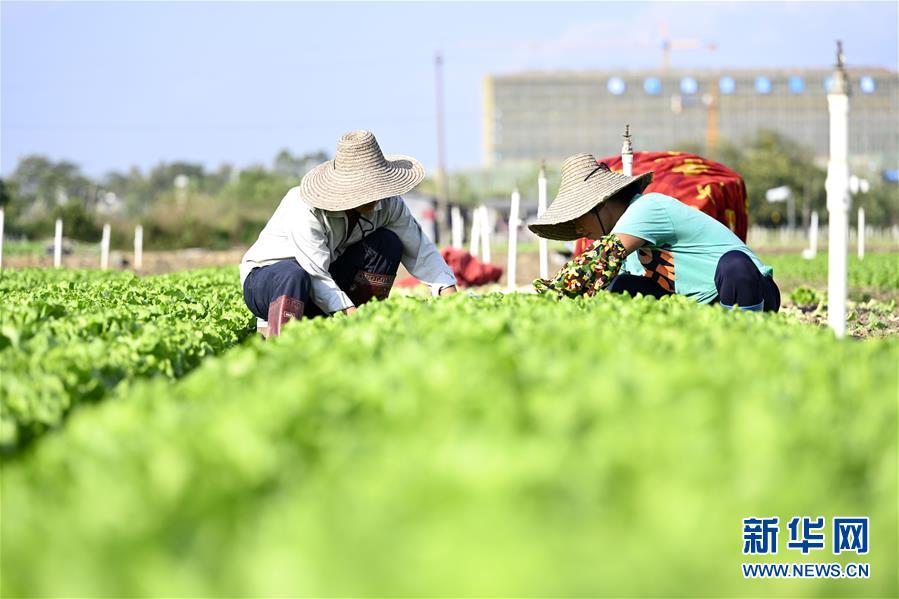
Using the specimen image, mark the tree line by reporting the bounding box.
[1,131,895,250]
[0,149,328,249]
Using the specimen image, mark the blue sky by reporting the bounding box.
[2,1,897,177]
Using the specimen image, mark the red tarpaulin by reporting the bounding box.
[573,151,748,256]
[395,247,503,289]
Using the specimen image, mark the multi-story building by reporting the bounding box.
[482,68,898,170]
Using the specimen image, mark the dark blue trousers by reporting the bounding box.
[243,228,403,319]
[713,250,780,312]
[607,249,780,312]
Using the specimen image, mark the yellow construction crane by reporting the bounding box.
[474,23,721,154]
[658,21,720,156]
[659,21,718,70]
[466,21,716,69]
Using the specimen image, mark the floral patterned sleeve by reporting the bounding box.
[533,234,628,298]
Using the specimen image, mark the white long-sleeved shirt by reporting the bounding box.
[239,187,456,313]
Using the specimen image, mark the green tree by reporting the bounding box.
[220,167,290,213]
[853,182,899,227]
[272,149,328,183]
[717,131,826,227]
[0,178,11,208]
[9,155,93,217]
[50,202,101,241]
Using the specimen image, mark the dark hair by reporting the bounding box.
[609,178,646,207]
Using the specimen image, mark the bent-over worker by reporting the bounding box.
[529,154,779,312]
[240,130,457,337]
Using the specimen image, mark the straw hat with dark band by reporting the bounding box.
[300,130,425,210]
[529,153,654,241]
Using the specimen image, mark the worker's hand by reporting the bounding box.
[340,306,358,316]
[439,285,458,297]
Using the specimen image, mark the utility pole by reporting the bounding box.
[434,51,450,238]
[825,41,851,337]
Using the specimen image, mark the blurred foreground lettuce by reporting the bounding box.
[2,292,896,597]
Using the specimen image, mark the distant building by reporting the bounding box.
[482,68,898,170]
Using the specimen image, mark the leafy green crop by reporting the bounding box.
[789,286,822,307]
[2,292,895,597]
[0,267,254,450]
[763,252,899,293]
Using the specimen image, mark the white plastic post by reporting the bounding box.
[450,206,464,248]
[621,124,634,177]
[468,208,481,258]
[805,211,819,259]
[857,207,865,259]
[479,206,491,263]
[622,154,634,177]
[507,187,520,291]
[134,224,143,271]
[0,207,4,270]
[100,223,111,270]
[537,165,549,279]
[825,43,850,338]
[54,218,63,268]
[787,193,796,231]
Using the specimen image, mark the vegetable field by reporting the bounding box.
[1,268,254,450]
[1,261,897,597]
[762,253,899,298]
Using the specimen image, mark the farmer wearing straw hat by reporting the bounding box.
[240,130,457,337]
[530,154,780,312]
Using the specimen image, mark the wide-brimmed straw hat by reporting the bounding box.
[300,130,425,210]
[529,153,653,241]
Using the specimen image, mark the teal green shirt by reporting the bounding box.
[611,193,773,304]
